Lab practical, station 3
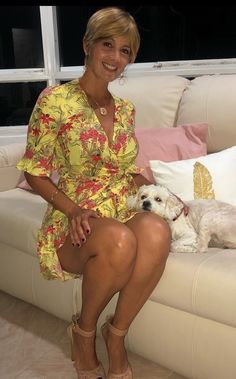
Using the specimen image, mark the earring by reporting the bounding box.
[83,54,88,72]
[119,71,126,85]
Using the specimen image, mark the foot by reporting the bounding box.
[71,319,100,371]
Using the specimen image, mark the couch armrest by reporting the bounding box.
[0,143,26,191]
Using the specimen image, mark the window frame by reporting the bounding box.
[0,5,236,133]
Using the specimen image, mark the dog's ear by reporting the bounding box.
[140,184,148,191]
[127,193,138,210]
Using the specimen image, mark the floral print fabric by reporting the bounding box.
[17,79,141,281]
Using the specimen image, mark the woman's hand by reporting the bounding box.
[183,203,189,216]
[67,205,101,247]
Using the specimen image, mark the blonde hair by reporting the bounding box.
[83,7,140,64]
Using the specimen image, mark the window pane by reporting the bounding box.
[129,4,236,62]
[57,5,236,65]
[57,5,101,67]
[0,6,43,69]
[0,82,46,127]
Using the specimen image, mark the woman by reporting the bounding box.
[17,7,171,379]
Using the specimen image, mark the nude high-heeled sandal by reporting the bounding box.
[101,315,132,379]
[67,313,106,379]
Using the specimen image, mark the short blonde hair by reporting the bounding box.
[83,7,140,64]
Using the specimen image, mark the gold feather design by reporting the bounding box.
[193,162,215,199]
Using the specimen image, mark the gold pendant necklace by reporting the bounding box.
[99,107,108,116]
[93,99,108,116]
[79,80,110,116]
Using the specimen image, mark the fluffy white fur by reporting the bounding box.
[127,184,236,253]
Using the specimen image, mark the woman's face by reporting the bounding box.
[86,35,131,82]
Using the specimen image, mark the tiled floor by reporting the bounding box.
[0,290,186,379]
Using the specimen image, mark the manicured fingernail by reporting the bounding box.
[82,238,86,242]
[77,243,81,247]
[72,243,75,246]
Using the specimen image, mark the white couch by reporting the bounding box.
[1,74,236,379]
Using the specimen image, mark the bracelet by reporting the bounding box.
[50,188,59,203]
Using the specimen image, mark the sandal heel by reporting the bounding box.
[101,315,132,379]
[68,313,106,379]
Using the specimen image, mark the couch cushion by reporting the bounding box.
[176,74,236,153]
[0,189,47,256]
[0,143,26,191]
[110,75,190,129]
[153,249,236,329]
[0,143,25,167]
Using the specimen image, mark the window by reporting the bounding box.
[127,5,236,62]
[0,5,236,130]
[0,82,46,126]
[57,5,236,64]
[0,6,43,69]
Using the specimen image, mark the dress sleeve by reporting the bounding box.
[17,86,60,177]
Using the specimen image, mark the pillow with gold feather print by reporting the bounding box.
[150,146,236,206]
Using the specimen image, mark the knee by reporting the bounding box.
[139,213,171,263]
[103,223,137,273]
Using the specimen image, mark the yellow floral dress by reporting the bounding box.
[17,79,141,281]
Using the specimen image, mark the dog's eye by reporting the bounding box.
[155,197,162,202]
[141,195,147,200]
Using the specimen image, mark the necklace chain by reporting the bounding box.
[92,97,109,116]
[79,79,111,116]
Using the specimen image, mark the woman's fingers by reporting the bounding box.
[81,209,100,235]
[69,217,82,246]
[69,208,101,247]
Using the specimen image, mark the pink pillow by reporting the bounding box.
[17,178,33,191]
[135,123,208,182]
[17,170,59,191]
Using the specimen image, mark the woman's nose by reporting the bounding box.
[110,48,121,62]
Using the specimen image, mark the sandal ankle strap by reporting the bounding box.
[71,313,96,337]
[106,315,128,337]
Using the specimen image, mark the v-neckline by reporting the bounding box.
[93,97,117,146]
[78,80,117,146]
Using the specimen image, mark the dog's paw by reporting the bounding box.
[196,241,209,253]
[170,242,197,254]
[197,247,208,254]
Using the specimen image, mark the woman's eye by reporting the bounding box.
[103,41,112,48]
[155,197,162,202]
[121,48,130,55]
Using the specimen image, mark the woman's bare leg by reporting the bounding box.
[57,213,170,373]
[103,212,171,374]
[57,217,138,370]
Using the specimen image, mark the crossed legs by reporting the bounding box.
[57,212,171,374]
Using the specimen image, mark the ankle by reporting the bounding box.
[72,313,96,337]
[101,316,128,358]
[104,315,129,336]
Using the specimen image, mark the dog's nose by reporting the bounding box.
[142,200,151,211]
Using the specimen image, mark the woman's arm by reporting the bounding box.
[24,172,76,216]
[24,172,100,246]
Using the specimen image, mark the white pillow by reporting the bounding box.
[150,146,236,205]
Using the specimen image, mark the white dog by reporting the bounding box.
[127,184,236,253]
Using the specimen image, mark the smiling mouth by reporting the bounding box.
[103,62,117,71]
